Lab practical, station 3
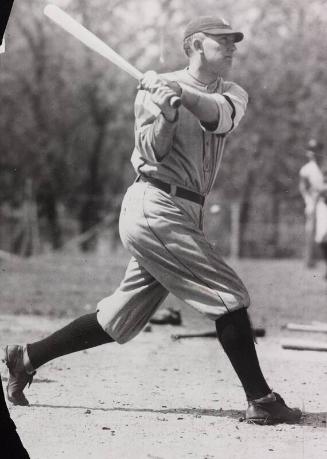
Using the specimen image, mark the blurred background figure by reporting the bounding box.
[0,0,14,47]
[299,139,327,275]
[1,2,31,457]
[316,158,327,279]
[1,373,30,458]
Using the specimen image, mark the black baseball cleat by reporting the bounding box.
[3,345,35,406]
[246,392,302,425]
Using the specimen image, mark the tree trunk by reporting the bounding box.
[239,169,255,257]
[267,182,281,257]
[79,122,106,251]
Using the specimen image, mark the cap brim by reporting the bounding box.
[203,29,244,42]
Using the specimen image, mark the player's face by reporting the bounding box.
[202,34,236,75]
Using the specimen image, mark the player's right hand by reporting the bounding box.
[150,85,179,121]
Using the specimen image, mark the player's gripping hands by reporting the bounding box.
[139,71,182,122]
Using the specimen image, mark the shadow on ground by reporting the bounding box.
[2,376,56,384]
[29,404,327,427]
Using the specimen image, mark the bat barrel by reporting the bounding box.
[44,5,182,112]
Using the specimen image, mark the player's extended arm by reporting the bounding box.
[179,83,219,125]
[135,71,183,162]
[134,90,178,163]
[179,81,248,134]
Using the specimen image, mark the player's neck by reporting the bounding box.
[187,62,219,86]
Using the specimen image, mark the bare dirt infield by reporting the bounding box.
[1,316,327,459]
[1,254,327,458]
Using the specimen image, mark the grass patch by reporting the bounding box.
[1,246,326,333]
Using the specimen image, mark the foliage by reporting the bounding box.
[1,0,327,255]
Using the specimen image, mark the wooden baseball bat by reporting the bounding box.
[171,331,216,341]
[44,5,181,109]
[171,328,266,341]
[284,323,327,333]
[281,339,327,352]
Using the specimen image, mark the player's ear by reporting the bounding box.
[193,37,204,54]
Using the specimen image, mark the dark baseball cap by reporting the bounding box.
[184,16,244,42]
[307,138,324,152]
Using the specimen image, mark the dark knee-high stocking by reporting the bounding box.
[26,313,114,370]
[215,308,271,401]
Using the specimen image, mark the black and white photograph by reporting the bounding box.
[1,1,327,458]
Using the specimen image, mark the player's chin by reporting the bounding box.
[224,57,233,67]
[224,59,233,73]
[214,58,232,75]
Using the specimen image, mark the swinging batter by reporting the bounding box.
[5,16,301,425]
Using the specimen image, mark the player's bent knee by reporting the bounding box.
[219,286,250,312]
[96,298,143,345]
[241,290,251,308]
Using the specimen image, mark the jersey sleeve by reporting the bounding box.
[134,90,177,164]
[201,82,248,135]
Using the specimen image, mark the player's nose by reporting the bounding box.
[230,43,237,53]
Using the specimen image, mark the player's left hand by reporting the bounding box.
[139,70,163,92]
[139,71,179,121]
[139,71,182,96]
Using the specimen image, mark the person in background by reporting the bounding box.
[0,0,14,49]
[1,376,30,458]
[315,158,327,279]
[1,2,30,457]
[299,139,327,276]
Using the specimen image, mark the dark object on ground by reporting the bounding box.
[246,392,302,425]
[171,327,266,341]
[281,339,327,352]
[171,331,216,340]
[0,371,30,458]
[254,327,266,337]
[150,308,182,326]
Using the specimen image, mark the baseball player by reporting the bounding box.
[4,16,301,425]
[299,139,327,276]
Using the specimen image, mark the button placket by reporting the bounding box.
[203,132,212,172]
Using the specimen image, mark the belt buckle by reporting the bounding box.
[170,184,177,196]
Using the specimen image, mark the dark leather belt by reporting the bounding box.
[138,175,205,206]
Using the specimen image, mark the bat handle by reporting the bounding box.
[170,95,181,109]
[138,83,181,109]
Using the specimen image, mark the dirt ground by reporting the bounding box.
[1,313,327,459]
